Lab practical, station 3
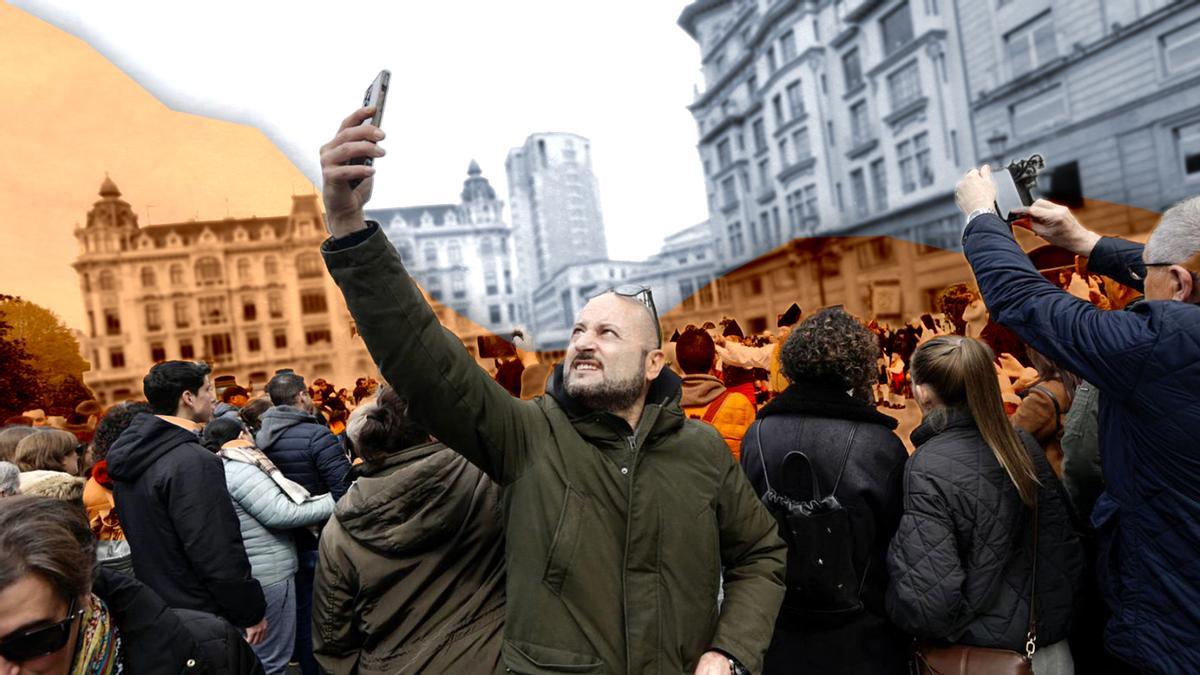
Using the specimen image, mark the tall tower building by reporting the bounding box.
[505,133,609,324]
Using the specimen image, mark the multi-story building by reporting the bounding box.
[679,0,982,271]
[506,132,609,326]
[74,177,375,403]
[367,161,527,348]
[531,259,653,351]
[626,221,721,329]
[956,0,1200,233]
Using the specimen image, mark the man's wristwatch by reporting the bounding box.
[965,206,997,226]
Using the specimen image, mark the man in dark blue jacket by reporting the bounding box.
[956,166,1200,673]
[255,371,350,675]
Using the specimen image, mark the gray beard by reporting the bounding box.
[565,368,645,413]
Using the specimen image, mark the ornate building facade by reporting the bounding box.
[366,161,528,355]
[679,0,976,272]
[74,177,375,404]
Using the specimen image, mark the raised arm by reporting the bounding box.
[317,107,545,484]
[224,461,334,530]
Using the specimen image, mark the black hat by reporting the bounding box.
[669,329,681,343]
[777,303,802,328]
[722,320,744,339]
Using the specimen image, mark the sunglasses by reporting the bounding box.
[0,596,83,662]
[595,284,661,347]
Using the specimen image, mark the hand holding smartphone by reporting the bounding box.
[348,69,390,190]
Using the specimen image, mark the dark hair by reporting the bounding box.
[92,401,153,461]
[346,386,429,463]
[675,328,716,375]
[781,307,880,399]
[0,426,40,463]
[0,496,95,600]
[221,385,249,404]
[1025,347,1082,408]
[936,283,977,336]
[266,372,307,406]
[3,416,34,427]
[143,361,212,415]
[238,398,273,435]
[911,336,1039,506]
[14,430,78,473]
[202,416,246,452]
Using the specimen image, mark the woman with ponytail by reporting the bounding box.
[886,336,1083,674]
[312,386,505,674]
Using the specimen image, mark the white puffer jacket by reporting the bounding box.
[222,460,334,586]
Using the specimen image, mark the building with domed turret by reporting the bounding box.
[366,160,529,355]
[73,176,382,403]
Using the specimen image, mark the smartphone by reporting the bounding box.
[993,167,1027,222]
[348,69,390,189]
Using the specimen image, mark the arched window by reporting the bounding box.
[237,258,252,282]
[99,270,115,291]
[141,267,156,288]
[169,264,184,286]
[194,257,223,285]
[264,256,278,277]
[296,253,323,279]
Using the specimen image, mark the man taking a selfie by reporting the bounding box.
[956,166,1200,672]
[317,105,785,675]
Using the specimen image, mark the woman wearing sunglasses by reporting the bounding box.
[0,495,264,674]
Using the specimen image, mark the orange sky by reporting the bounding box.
[0,4,316,332]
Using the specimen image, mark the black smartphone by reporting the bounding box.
[348,69,390,189]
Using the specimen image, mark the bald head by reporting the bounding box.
[580,292,660,352]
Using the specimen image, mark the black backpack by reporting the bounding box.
[752,419,864,621]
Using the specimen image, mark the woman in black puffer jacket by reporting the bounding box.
[886,336,1083,674]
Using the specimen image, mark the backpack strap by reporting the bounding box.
[701,390,733,424]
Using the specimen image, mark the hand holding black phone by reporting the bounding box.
[348,70,390,190]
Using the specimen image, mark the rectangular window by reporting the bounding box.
[206,333,233,360]
[718,278,733,304]
[778,138,790,167]
[488,305,502,324]
[717,138,732,169]
[110,348,125,369]
[300,289,328,314]
[803,184,820,227]
[268,292,283,319]
[242,300,257,322]
[851,169,869,217]
[1178,122,1200,176]
[780,30,797,62]
[273,331,287,350]
[842,48,863,90]
[485,270,499,295]
[698,282,714,307]
[1006,13,1058,78]
[772,95,785,126]
[144,304,161,332]
[767,46,778,73]
[728,222,745,258]
[747,74,758,97]
[304,328,333,346]
[721,176,738,208]
[915,132,934,187]
[179,341,195,359]
[424,246,438,265]
[786,81,805,118]
[247,333,261,352]
[452,274,467,299]
[150,343,166,362]
[752,119,767,154]
[850,100,871,145]
[760,211,772,244]
[199,297,227,326]
[680,279,696,311]
[785,189,803,235]
[888,61,922,110]
[792,127,811,160]
[758,158,771,189]
[1164,20,1200,75]
[503,269,513,294]
[104,309,121,336]
[1011,86,1067,134]
[480,237,494,255]
[898,139,915,193]
[870,158,889,211]
[881,2,914,56]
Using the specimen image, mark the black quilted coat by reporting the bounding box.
[886,408,1083,652]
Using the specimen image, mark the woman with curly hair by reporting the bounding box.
[740,307,910,675]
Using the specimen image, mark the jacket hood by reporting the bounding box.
[911,406,976,447]
[335,442,476,555]
[545,363,685,446]
[255,405,320,449]
[107,413,203,482]
[680,374,726,407]
[759,379,898,429]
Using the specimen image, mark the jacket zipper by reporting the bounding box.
[621,431,636,675]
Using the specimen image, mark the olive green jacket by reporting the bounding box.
[323,224,786,674]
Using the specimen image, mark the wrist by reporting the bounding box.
[1070,230,1102,257]
[326,211,367,238]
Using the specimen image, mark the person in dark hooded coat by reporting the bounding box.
[313,386,505,674]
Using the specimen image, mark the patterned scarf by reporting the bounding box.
[70,593,123,675]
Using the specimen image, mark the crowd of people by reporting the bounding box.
[1,112,1197,675]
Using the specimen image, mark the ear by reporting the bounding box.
[1169,265,1196,302]
[644,349,667,381]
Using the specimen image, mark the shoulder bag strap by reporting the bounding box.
[1029,384,1062,434]
[1026,494,1040,659]
[752,417,808,496]
[826,423,860,498]
[702,390,733,424]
